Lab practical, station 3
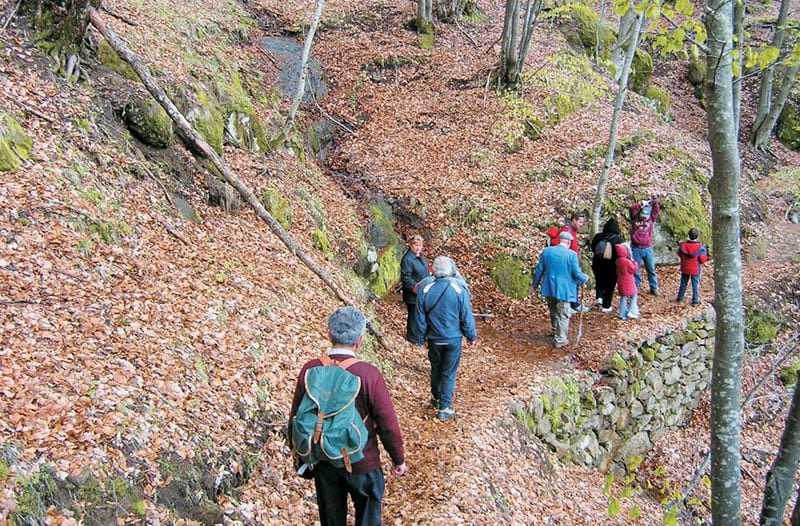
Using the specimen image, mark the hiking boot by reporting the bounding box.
[601,307,613,313]
[437,407,455,422]
[650,289,660,296]
[574,304,591,313]
[595,297,603,306]
[554,341,569,349]
[628,313,640,319]
[430,398,439,410]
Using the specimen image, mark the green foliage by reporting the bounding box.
[0,460,9,481]
[260,188,292,230]
[777,103,800,151]
[0,112,33,172]
[490,254,531,300]
[12,468,59,525]
[745,309,779,345]
[97,40,138,80]
[528,52,606,126]
[645,85,671,115]
[493,92,543,150]
[312,228,333,259]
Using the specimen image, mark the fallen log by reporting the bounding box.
[87,8,390,349]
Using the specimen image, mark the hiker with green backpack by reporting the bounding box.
[289,306,407,526]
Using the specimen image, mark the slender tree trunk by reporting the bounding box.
[87,8,390,349]
[753,62,800,149]
[791,488,800,524]
[417,0,433,33]
[760,381,800,525]
[612,7,637,83]
[705,0,745,522]
[751,0,791,147]
[499,0,541,88]
[283,0,326,142]
[591,11,644,235]
[732,0,745,137]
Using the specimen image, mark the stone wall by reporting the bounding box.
[515,309,715,474]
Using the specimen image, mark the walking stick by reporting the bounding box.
[575,286,585,345]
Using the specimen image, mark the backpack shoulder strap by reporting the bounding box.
[319,354,360,371]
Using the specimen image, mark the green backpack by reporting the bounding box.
[291,356,369,473]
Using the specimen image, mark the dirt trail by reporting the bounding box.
[373,272,714,523]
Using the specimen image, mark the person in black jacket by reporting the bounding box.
[590,218,624,312]
[400,235,430,342]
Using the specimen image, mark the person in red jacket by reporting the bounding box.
[615,243,639,320]
[560,213,590,313]
[676,228,709,305]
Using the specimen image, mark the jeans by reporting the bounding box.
[546,297,571,346]
[677,273,701,304]
[314,463,385,526]
[619,294,639,320]
[631,245,659,292]
[428,339,463,410]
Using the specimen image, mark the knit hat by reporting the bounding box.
[559,231,573,242]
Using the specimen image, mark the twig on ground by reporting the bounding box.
[1,0,21,31]
[152,215,189,245]
[101,4,138,26]
[10,98,57,123]
[455,20,478,46]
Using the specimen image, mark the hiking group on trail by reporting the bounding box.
[287,197,711,526]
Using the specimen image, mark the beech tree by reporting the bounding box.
[703,0,746,522]
[760,379,800,526]
[498,0,543,88]
[417,0,434,34]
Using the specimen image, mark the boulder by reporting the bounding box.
[490,254,532,299]
[777,102,800,151]
[260,37,327,103]
[0,113,32,171]
[123,98,173,148]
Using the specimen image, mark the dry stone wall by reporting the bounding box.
[516,308,715,474]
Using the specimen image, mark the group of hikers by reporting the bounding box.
[286,197,710,526]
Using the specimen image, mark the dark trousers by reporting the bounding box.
[593,262,617,309]
[428,339,463,409]
[405,302,418,343]
[677,273,701,304]
[313,463,385,526]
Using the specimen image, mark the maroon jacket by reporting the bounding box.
[289,353,405,474]
[678,240,708,276]
[615,244,639,297]
[629,200,661,248]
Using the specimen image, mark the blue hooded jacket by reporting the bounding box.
[412,277,477,345]
[533,244,589,302]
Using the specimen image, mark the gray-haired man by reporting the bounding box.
[289,307,407,525]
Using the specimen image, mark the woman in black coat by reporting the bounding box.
[590,218,624,312]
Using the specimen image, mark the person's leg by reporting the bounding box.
[592,264,602,304]
[350,468,386,526]
[629,294,640,318]
[619,296,629,320]
[547,297,558,336]
[405,302,417,342]
[554,301,570,346]
[314,463,349,526]
[691,274,701,305]
[643,247,659,293]
[601,267,616,309]
[427,343,443,408]
[677,273,689,302]
[438,340,463,411]
[631,246,644,289]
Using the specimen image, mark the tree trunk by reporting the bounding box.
[283,0,326,142]
[751,0,791,147]
[760,380,800,525]
[87,8,390,348]
[612,7,637,83]
[732,0,745,137]
[753,61,800,149]
[499,0,541,88]
[591,11,644,235]
[25,0,99,80]
[704,0,745,522]
[417,0,433,34]
[791,488,800,525]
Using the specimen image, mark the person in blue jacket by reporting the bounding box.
[400,235,431,343]
[532,231,589,349]
[412,256,477,422]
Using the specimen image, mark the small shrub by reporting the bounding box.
[312,228,333,259]
[780,360,800,387]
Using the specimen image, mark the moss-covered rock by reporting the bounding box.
[370,245,402,297]
[645,85,671,115]
[97,40,138,81]
[745,309,779,345]
[260,187,292,229]
[562,3,615,56]
[123,98,173,148]
[184,88,225,155]
[660,184,711,250]
[312,227,333,259]
[687,45,706,103]
[490,254,531,300]
[362,202,402,297]
[780,360,800,387]
[367,202,400,249]
[0,113,33,171]
[530,51,607,126]
[630,48,653,94]
[777,102,800,151]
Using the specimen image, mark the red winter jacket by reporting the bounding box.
[678,241,708,276]
[546,226,560,247]
[629,200,660,248]
[615,244,639,297]
[559,224,580,254]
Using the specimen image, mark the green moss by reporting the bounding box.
[369,245,401,297]
[191,89,225,155]
[610,352,628,372]
[559,3,615,56]
[419,32,435,50]
[260,188,292,230]
[0,113,33,172]
[687,45,706,102]
[780,360,800,387]
[215,71,254,116]
[123,99,173,148]
[367,202,400,249]
[660,184,711,249]
[312,228,333,259]
[543,376,584,435]
[97,40,138,81]
[745,309,779,345]
[0,460,9,481]
[630,49,653,93]
[528,52,606,126]
[12,468,58,524]
[777,103,800,151]
[490,254,531,300]
[131,499,147,517]
[645,85,671,115]
[641,346,656,362]
[493,91,544,150]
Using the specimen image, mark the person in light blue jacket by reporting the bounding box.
[412,256,477,422]
[532,231,589,348]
